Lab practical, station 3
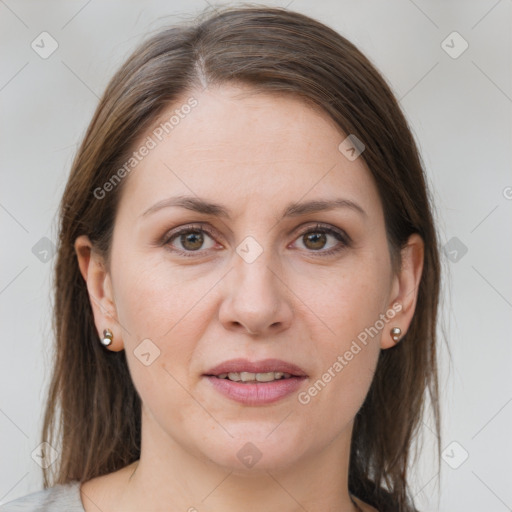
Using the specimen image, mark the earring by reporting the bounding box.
[101,328,113,347]
[390,327,402,343]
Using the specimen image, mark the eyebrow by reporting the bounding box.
[141,195,367,220]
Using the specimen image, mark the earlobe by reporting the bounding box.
[381,233,425,350]
[74,235,122,351]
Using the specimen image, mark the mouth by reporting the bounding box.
[211,371,297,383]
[204,358,308,380]
[203,358,308,405]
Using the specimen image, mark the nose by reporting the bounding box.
[218,251,293,337]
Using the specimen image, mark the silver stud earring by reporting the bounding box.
[101,328,113,347]
[390,327,402,343]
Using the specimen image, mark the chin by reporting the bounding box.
[196,429,308,474]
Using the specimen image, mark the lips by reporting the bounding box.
[203,358,308,405]
[204,358,308,377]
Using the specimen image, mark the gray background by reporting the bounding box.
[1,1,511,511]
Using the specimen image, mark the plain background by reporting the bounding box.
[0,1,510,510]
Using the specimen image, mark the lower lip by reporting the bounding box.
[203,376,307,405]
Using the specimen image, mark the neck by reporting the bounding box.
[115,409,361,512]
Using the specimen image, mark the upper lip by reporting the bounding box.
[204,358,307,377]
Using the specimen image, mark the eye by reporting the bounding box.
[163,224,219,257]
[291,223,350,256]
[162,222,350,258]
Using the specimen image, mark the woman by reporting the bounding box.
[1,5,442,512]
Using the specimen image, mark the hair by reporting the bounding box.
[42,4,443,511]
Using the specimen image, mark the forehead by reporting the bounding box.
[117,84,382,221]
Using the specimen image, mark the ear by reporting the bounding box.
[74,235,124,351]
[381,233,424,349]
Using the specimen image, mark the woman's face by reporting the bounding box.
[83,84,416,473]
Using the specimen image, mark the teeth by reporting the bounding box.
[216,372,292,382]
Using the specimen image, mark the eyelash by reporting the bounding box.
[162,222,350,258]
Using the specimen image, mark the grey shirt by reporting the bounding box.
[0,481,85,511]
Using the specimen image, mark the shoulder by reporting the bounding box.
[353,495,380,512]
[0,481,84,512]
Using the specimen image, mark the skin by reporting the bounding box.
[75,83,424,512]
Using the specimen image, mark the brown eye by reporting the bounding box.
[164,224,218,256]
[302,232,328,250]
[179,231,205,251]
[293,224,350,256]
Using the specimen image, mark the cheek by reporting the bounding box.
[111,252,219,394]
[294,250,389,412]
[112,251,214,340]
[302,253,391,342]
[116,263,205,434]
[298,274,383,429]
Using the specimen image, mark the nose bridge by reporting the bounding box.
[232,239,281,302]
[219,236,292,335]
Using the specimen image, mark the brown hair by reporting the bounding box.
[42,5,443,511]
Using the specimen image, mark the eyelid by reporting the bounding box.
[290,222,351,255]
[162,221,350,256]
[293,222,350,242]
[162,222,220,254]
